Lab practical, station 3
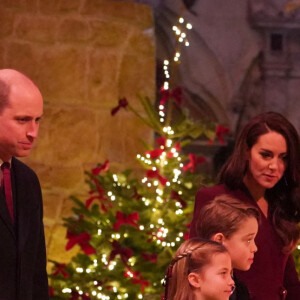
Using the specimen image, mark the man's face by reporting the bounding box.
[0,82,43,161]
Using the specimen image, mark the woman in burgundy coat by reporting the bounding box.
[190,112,300,300]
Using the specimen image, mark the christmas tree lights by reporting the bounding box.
[49,91,225,299]
[49,8,229,300]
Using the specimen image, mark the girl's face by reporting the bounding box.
[244,131,287,195]
[193,252,234,300]
[223,217,258,271]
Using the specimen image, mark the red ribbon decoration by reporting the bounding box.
[66,231,96,255]
[166,142,181,158]
[146,169,168,186]
[146,148,164,159]
[146,138,181,159]
[183,231,189,240]
[49,286,54,297]
[182,153,206,173]
[111,98,128,116]
[92,160,109,175]
[69,291,91,300]
[124,267,140,278]
[131,278,150,293]
[113,211,139,230]
[109,240,133,267]
[85,195,107,211]
[124,269,150,293]
[159,87,182,106]
[215,125,230,145]
[52,263,69,279]
[86,175,111,211]
[124,268,140,278]
[142,252,158,263]
[173,142,181,152]
[85,182,107,209]
[170,190,187,209]
[157,137,166,146]
[146,227,165,243]
[145,137,165,159]
[185,223,191,240]
[132,187,142,200]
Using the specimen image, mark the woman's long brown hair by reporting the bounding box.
[218,112,300,252]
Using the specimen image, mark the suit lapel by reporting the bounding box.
[11,158,31,251]
[0,188,15,237]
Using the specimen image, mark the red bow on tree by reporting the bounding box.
[184,223,191,240]
[170,190,187,209]
[65,231,96,255]
[132,277,150,293]
[124,268,139,278]
[113,211,139,230]
[146,148,164,159]
[183,231,189,240]
[92,160,109,175]
[132,187,142,200]
[49,286,55,296]
[52,263,69,278]
[146,227,165,243]
[111,98,128,116]
[145,137,166,159]
[69,291,91,300]
[146,169,168,186]
[182,153,206,172]
[109,240,133,267]
[159,87,182,106]
[215,125,230,145]
[166,142,181,158]
[124,269,150,293]
[141,252,158,263]
[146,137,181,159]
[86,171,112,211]
[85,181,108,210]
[157,137,167,146]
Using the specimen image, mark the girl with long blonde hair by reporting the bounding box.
[163,238,235,300]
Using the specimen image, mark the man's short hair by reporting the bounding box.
[0,79,10,114]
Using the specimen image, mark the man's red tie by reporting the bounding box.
[1,162,13,222]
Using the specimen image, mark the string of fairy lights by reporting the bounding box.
[59,14,193,300]
[160,17,192,127]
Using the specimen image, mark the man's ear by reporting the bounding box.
[211,232,225,244]
[188,272,202,288]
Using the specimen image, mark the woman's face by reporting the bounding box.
[245,131,287,193]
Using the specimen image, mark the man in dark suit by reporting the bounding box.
[0,69,49,299]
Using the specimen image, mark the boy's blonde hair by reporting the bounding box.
[196,194,260,239]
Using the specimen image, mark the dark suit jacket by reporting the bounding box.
[190,184,300,300]
[230,275,250,300]
[0,157,49,300]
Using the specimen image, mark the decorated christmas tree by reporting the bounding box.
[48,89,230,300]
[48,9,231,299]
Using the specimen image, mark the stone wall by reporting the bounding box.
[0,0,155,265]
